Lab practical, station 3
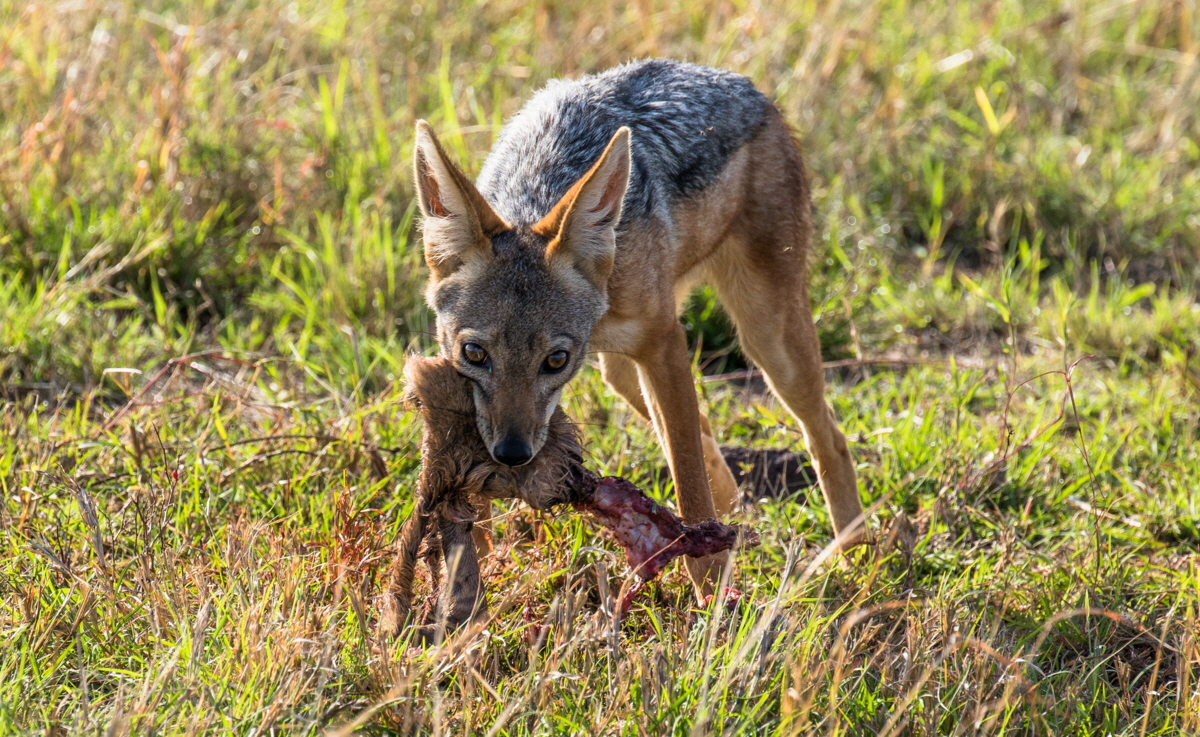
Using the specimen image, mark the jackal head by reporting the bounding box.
[412,121,631,467]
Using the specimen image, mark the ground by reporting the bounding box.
[2,0,1199,734]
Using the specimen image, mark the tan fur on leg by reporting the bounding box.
[628,324,728,598]
[601,353,740,518]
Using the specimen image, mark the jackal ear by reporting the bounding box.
[534,127,631,291]
[413,120,509,281]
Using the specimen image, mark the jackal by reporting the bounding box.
[412,59,866,593]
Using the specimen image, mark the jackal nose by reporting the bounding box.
[492,436,533,467]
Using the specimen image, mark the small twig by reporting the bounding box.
[1140,611,1175,737]
[208,433,339,452]
[1061,357,1104,579]
[700,354,988,383]
[220,448,322,480]
[1066,496,1142,528]
[102,351,254,431]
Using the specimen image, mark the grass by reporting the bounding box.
[2,0,1199,733]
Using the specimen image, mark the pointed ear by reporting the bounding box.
[533,127,631,291]
[413,120,509,281]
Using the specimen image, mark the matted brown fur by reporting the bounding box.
[377,356,584,641]
[377,355,756,642]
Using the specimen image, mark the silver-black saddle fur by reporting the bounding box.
[477,59,771,227]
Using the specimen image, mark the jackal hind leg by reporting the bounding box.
[706,243,867,551]
[604,327,732,597]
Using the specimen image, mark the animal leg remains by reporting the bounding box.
[571,474,746,614]
[378,501,431,638]
[378,356,757,642]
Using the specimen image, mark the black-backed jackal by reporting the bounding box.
[412,59,867,595]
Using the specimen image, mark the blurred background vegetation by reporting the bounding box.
[2,0,1197,394]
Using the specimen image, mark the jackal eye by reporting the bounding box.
[543,350,569,373]
[462,343,488,367]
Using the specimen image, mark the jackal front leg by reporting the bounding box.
[600,351,740,517]
[634,323,728,598]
